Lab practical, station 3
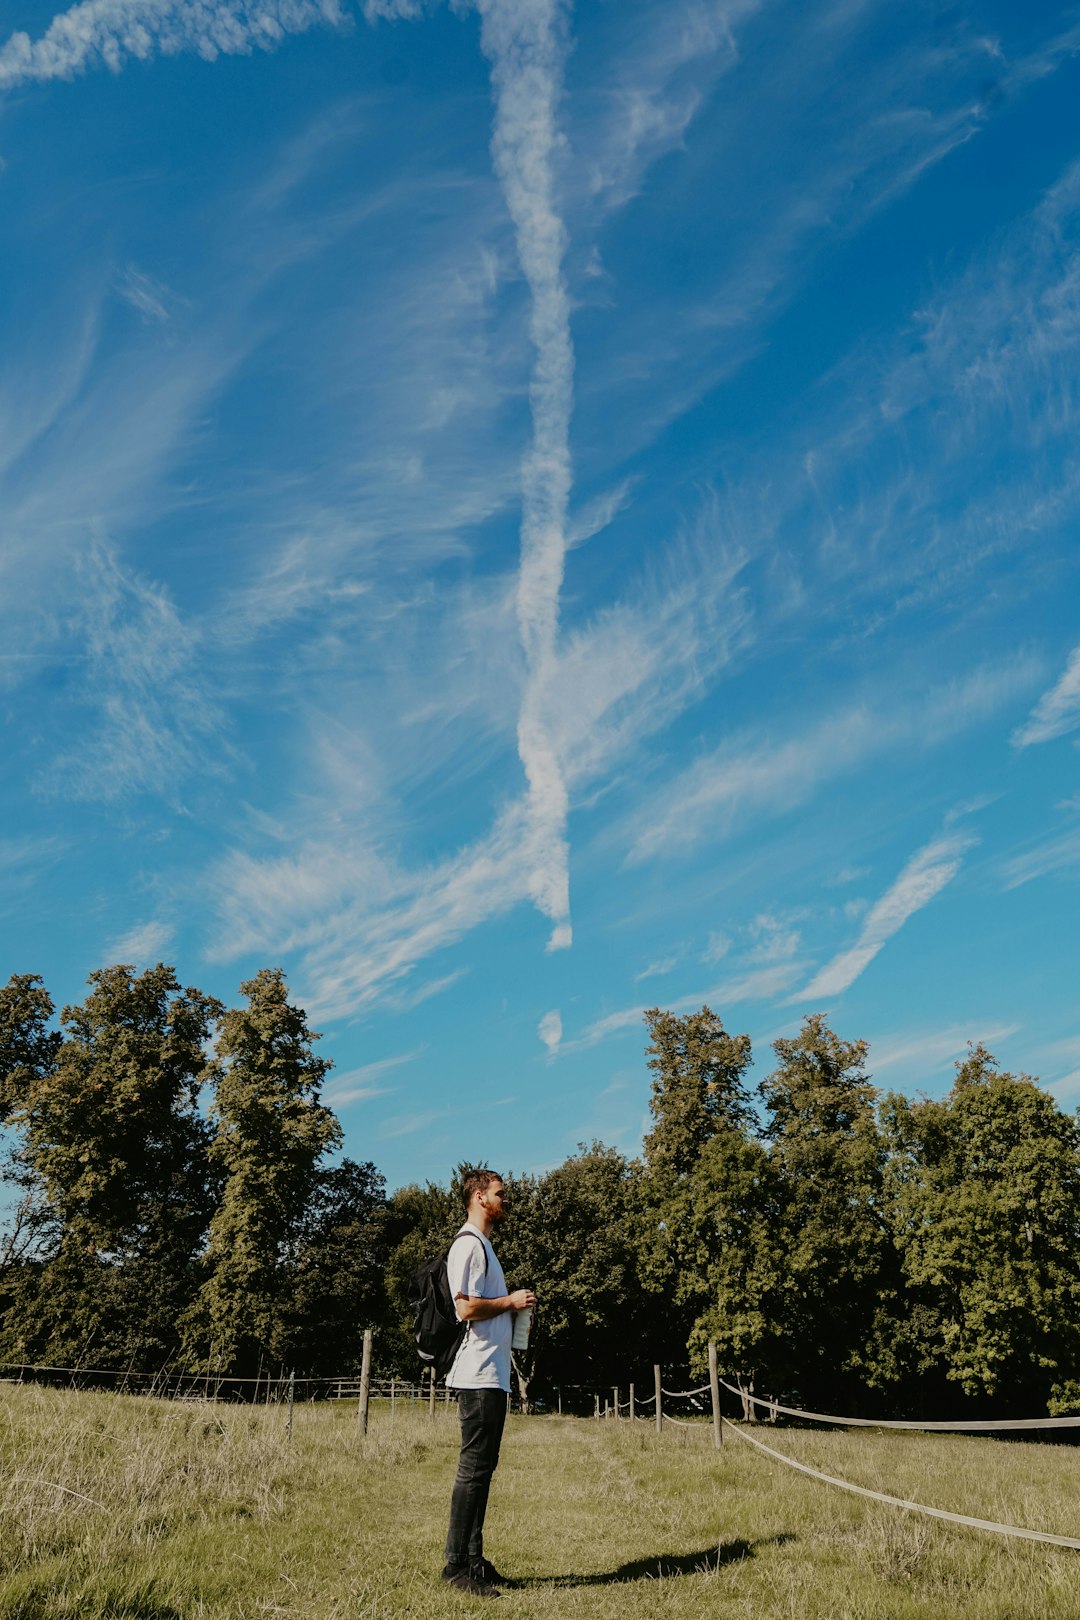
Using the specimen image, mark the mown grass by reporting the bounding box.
[1,1383,1078,1618]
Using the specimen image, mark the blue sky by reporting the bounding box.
[2,0,1079,1190]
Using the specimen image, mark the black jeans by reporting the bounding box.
[444,1388,507,1571]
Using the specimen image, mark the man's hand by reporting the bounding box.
[455,1287,537,1321]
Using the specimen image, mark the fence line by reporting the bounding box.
[715,1375,1080,1432]
[723,1419,1080,1550]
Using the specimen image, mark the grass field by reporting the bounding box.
[1,1384,1079,1619]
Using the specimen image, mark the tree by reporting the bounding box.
[882,1043,1080,1410]
[1,964,220,1366]
[493,1149,657,1406]
[639,1007,764,1380]
[0,974,60,1123]
[642,1006,753,1176]
[182,968,341,1375]
[757,1013,887,1404]
[285,1158,390,1375]
[0,974,61,1279]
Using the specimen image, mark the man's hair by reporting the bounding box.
[460,1166,503,1210]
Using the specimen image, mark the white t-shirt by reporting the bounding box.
[445,1222,512,1393]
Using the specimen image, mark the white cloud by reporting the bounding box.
[105,918,175,963]
[47,541,224,802]
[792,830,976,1002]
[1012,646,1080,747]
[581,0,761,210]
[0,0,344,89]
[322,1047,423,1109]
[1048,1069,1080,1105]
[537,1009,561,1054]
[635,952,683,982]
[1000,826,1080,890]
[869,1023,1021,1077]
[564,961,802,1055]
[623,654,1037,866]
[379,1106,449,1139]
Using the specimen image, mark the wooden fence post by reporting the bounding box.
[654,1364,662,1434]
[429,1367,437,1420]
[594,1393,600,1421]
[708,1341,722,1448]
[287,1370,295,1443]
[613,1386,619,1420]
[629,1382,635,1421]
[557,1387,562,1416]
[357,1329,373,1437]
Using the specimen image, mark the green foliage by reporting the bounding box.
[182,969,341,1375]
[496,1147,656,1387]
[1,964,221,1366]
[0,974,60,1124]
[882,1043,1080,1403]
[758,1014,888,1399]
[2,957,1079,1423]
[642,1005,752,1175]
[284,1158,391,1374]
[382,1178,466,1373]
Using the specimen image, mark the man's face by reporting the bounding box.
[480,1178,508,1222]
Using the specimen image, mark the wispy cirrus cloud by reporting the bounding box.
[791,829,977,1003]
[105,918,175,964]
[999,825,1080,891]
[322,1047,423,1109]
[1012,645,1080,748]
[48,541,225,802]
[622,654,1037,867]
[869,1022,1021,1079]
[562,961,802,1055]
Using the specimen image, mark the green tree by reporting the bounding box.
[285,1158,390,1375]
[0,974,60,1123]
[882,1043,1080,1409]
[642,1005,753,1175]
[0,974,61,1279]
[758,1013,887,1403]
[639,1007,767,1385]
[495,1149,654,1403]
[2,964,220,1366]
[182,968,340,1376]
[383,1173,482,1377]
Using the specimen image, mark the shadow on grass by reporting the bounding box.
[527,1533,795,1587]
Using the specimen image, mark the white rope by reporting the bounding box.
[716,1376,1080,1432]
[661,1383,711,1398]
[662,1413,701,1429]
[724,1421,1080,1550]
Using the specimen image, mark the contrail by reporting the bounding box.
[0,0,344,87]
[473,0,575,950]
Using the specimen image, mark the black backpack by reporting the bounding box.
[408,1229,485,1381]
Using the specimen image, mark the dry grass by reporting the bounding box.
[0,1384,1078,1618]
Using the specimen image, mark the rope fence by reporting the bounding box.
[714,1375,1080,1432]
[723,1418,1080,1551]
[7,1341,1079,1553]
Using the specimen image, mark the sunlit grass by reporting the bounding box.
[0,1383,1078,1617]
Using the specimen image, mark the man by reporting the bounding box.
[442,1167,536,1599]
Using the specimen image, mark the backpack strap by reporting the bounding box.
[445,1227,489,1378]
